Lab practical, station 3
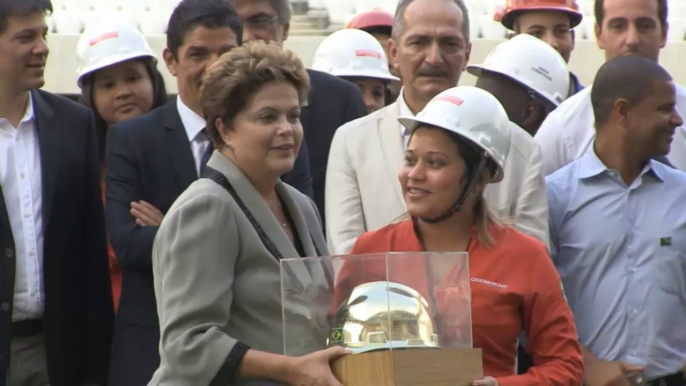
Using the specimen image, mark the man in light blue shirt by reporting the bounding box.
[547,56,686,386]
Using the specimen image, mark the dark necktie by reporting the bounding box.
[200,130,214,173]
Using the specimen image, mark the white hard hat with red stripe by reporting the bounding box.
[76,19,156,87]
[311,29,399,82]
[466,34,570,106]
[399,86,511,183]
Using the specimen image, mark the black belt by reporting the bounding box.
[647,371,686,386]
[11,319,43,338]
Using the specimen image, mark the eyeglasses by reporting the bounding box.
[243,15,279,31]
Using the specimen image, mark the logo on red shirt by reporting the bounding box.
[471,277,508,289]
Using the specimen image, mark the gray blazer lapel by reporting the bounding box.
[206,152,299,260]
[206,152,333,302]
[378,103,406,206]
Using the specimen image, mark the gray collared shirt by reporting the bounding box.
[546,146,686,379]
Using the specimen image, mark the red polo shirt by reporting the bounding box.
[335,220,583,385]
[101,174,121,312]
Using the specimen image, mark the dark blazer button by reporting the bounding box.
[0,302,9,312]
[4,248,13,258]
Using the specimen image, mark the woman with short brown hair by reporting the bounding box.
[149,40,346,386]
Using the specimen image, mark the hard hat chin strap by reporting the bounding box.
[421,156,487,224]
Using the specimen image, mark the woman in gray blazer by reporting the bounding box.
[148,41,348,386]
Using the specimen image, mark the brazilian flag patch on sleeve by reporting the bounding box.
[660,237,672,246]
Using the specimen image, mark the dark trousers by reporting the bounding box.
[107,322,160,386]
[9,333,50,386]
[516,343,534,374]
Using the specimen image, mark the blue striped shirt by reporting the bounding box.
[546,147,686,379]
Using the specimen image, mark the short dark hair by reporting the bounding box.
[594,0,668,29]
[361,25,393,37]
[512,13,575,33]
[591,55,672,127]
[230,0,292,24]
[166,0,243,59]
[392,0,470,42]
[0,0,52,34]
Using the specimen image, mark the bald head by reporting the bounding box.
[592,55,673,128]
[392,0,470,42]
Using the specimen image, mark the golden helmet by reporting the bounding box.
[329,281,439,353]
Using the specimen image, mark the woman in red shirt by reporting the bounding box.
[335,87,583,386]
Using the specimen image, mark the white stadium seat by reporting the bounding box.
[377,0,399,15]
[465,0,488,17]
[307,0,327,9]
[82,12,139,32]
[64,0,94,11]
[578,0,594,17]
[580,15,595,40]
[52,10,83,34]
[50,0,66,11]
[668,17,685,42]
[479,14,507,39]
[92,1,119,12]
[139,10,171,35]
[325,0,355,25]
[45,14,56,33]
[469,12,480,39]
[120,0,150,13]
[82,12,106,32]
[351,0,373,15]
[148,0,181,13]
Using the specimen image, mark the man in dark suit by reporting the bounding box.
[0,1,113,385]
[231,0,368,226]
[105,1,311,385]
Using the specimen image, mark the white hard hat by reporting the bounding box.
[76,19,156,87]
[398,86,511,183]
[312,29,399,82]
[466,34,570,106]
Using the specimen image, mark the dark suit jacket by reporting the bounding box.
[104,99,312,386]
[0,90,113,386]
[300,69,367,227]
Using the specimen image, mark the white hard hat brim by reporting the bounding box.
[77,52,157,88]
[398,114,505,183]
[466,63,561,106]
[333,70,400,82]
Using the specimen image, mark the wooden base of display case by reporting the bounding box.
[331,348,483,386]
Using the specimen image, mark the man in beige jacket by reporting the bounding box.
[325,0,552,255]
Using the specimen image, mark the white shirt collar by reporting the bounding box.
[176,96,206,142]
[23,92,35,123]
[398,87,414,138]
[0,93,34,128]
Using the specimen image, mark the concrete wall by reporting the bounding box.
[45,34,686,95]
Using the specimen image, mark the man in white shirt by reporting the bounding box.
[325,0,549,255]
[0,1,113,385]
[534,0,686,175]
